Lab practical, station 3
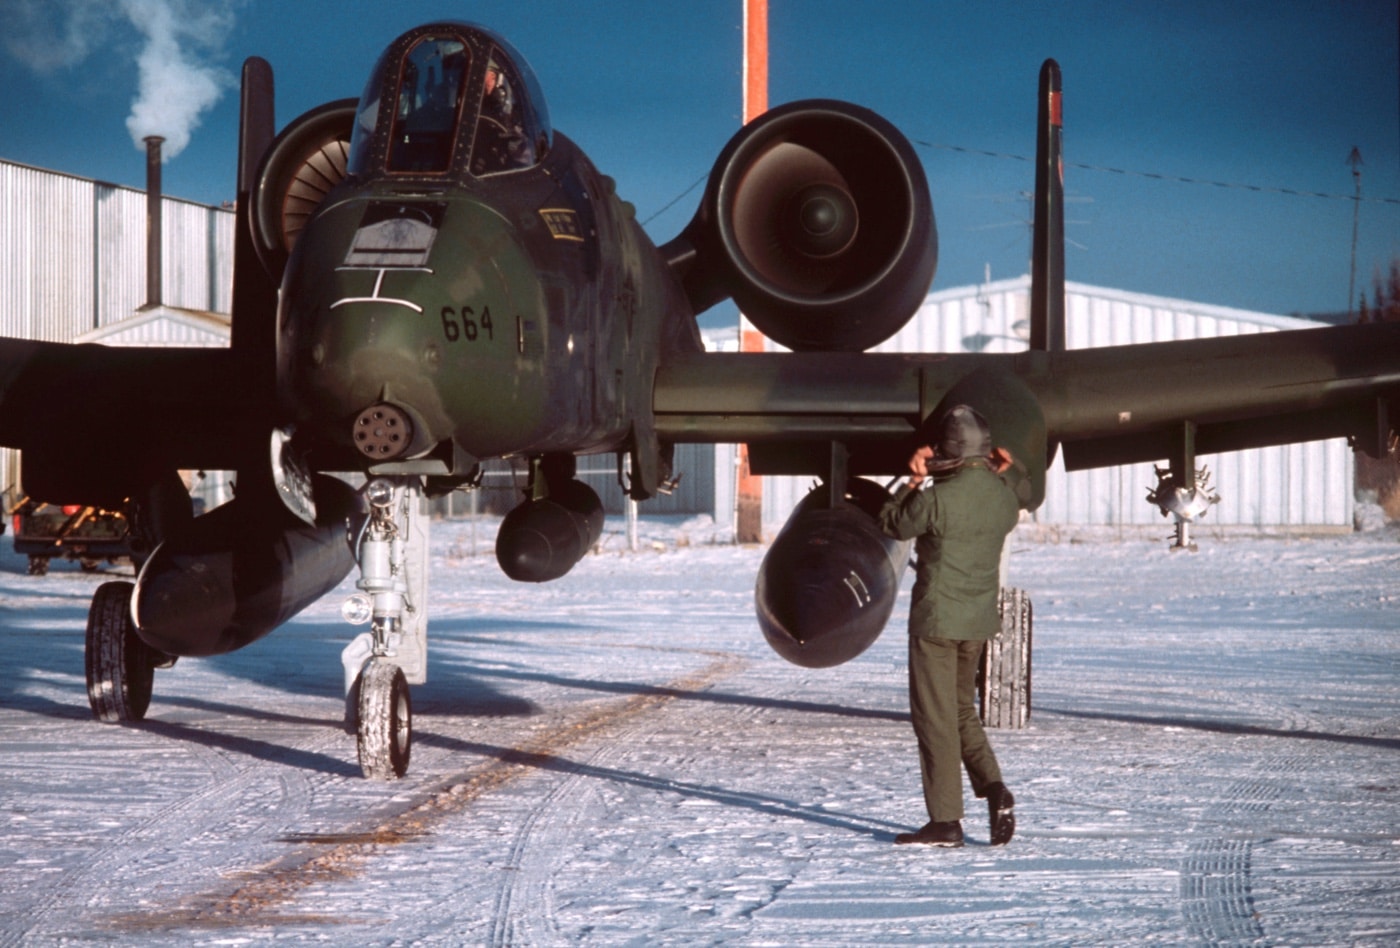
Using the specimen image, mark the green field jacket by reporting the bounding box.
[878,460,1021,641]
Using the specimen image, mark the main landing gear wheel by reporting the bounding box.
[979,587,1033,730]
[356,658,412,779]
[85,581,154,722]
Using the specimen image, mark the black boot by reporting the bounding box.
[894,820,964,847]
[985,782,1015,845]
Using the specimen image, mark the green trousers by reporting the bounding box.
[908,635,1003,822]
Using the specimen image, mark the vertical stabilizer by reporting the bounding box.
[231,57,276,367]
[1029,59,1065,353]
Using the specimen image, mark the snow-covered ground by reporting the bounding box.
[2,515,1397,946]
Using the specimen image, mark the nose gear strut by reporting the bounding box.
[341,475,429,778]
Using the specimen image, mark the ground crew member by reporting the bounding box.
[879,405,1020,847]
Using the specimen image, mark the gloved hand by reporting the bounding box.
[907,445,934,487]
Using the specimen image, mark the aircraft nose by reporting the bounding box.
[277,190,540,466]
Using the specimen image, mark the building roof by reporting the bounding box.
[923,275,1326,332]
[73,304,230,348]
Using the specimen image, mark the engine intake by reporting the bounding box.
[674,99,937,352]
[249,98,358,280]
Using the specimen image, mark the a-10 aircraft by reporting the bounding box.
[1,21,1396,779]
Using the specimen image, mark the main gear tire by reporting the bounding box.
[356,658,412,779]
[980,588,1032,729]
[85,581,154,722]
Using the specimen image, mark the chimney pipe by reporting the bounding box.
[144,135,163,308]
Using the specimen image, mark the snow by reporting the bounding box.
[2,515,1398,945]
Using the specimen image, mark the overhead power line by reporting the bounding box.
[915,139,1400,206]
[641,172,708,226]
[641,138,1398,227]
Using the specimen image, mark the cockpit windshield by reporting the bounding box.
[347,23,553,180]
[389,37,469,173]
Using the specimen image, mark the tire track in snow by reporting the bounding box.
[487,725,627,946]
[483,663,863,944]
[1179,756,1304,945]
[479,653,776,945]
[1181,837,1267,944]
[107,647,748,933]
[480,654,771,945]
[3,734,242,946]
[5,724,329,946]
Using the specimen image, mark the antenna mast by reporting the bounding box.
[1347,146,1363,318]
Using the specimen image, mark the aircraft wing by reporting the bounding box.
[654,320,1400,508]
[0,338,267,506]
[1036,322,1400,471]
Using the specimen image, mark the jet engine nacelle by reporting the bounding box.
[132,475,358,656]
[755,479,911,668]
[675,99,937,352]
[249,98,358,280]
[922,366,1050,511]
[496,479,605,583]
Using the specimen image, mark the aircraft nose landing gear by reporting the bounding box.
[342,476,429,779]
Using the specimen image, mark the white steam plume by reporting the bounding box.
[120,0,236,160]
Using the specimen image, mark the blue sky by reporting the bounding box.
[2,0,1397,321]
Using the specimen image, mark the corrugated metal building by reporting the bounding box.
[73,305,232,348]
[726,276,1353,534]
[0,159,232,341]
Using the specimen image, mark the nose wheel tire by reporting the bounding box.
[356,658,412,779]
[85,581,155,722]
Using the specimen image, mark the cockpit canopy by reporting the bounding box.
[348,22,552,179]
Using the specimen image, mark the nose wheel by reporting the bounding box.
[356,657,412,779]
[342,476,429,779]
